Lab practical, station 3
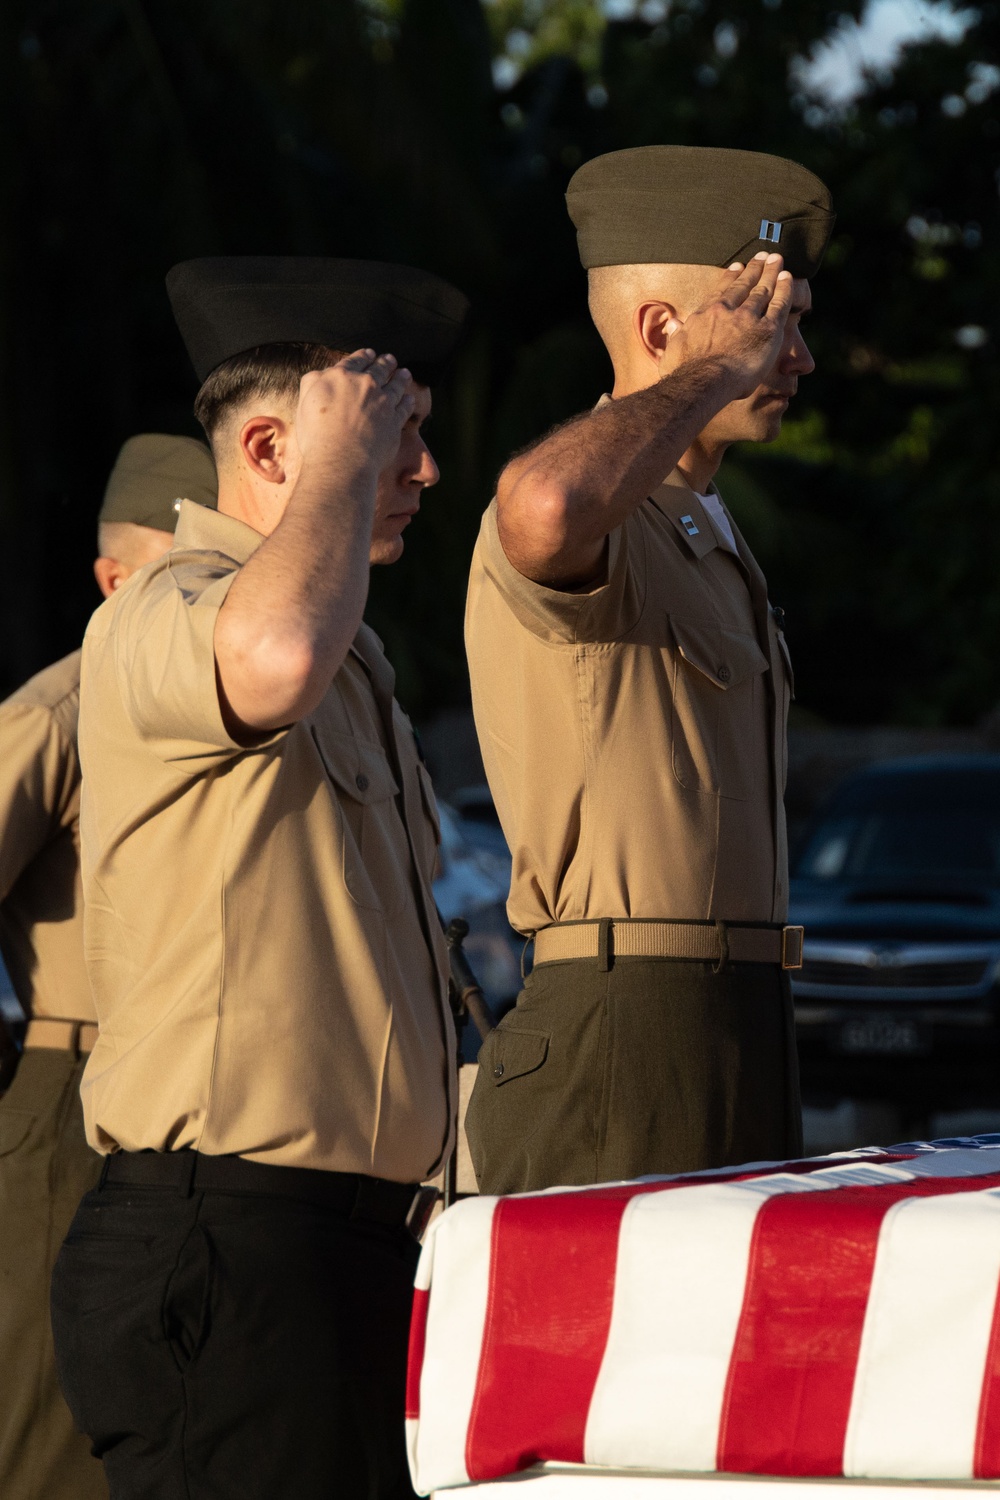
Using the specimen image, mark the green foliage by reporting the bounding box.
[1,0,998,726]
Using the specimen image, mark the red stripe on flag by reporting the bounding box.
[718,1171,1000,1477]
[974,1254,1000,1477]
[464,1184,660,1481]
[406,1287,430,1421]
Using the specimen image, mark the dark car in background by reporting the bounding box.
[790,756,1000,1124]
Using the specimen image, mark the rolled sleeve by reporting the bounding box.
[110,556,267,768]
[479,500,643,646]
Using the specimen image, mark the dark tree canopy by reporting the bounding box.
[1,0,998,726]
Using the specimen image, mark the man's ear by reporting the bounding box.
[635,300,682,362]
[93,556,131,600]
[239,413,292,484]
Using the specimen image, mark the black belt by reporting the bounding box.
[99,1150,421,1230]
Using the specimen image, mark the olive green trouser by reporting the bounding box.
[0,1049,107,1500]
[465,956,802,1196]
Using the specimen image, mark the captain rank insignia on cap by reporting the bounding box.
[566,146,834,279]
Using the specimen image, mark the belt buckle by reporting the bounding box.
[781,925,805,970]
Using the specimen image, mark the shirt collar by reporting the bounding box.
[594,393,733,560]
[172,500,265,565]
[649,474,720,560]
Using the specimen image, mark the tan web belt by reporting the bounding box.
[24,1018,99,1054]
[532,919,805,970]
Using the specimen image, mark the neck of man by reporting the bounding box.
[610,369,730,497]
[216,468,282,538]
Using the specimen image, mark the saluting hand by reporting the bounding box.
[295,349,415,483]
[658,252,794,400]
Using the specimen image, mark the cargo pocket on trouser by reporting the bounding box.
[464,1023,550,1195]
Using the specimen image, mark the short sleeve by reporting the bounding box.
[476,500,645,646]
[0,702,78,901]
[108,552,282,768]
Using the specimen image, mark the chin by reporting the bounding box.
[743,412,785,445]
[369,536,405,567]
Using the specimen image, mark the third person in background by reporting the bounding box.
[0,434,216,1500]
[464,146,834,1194]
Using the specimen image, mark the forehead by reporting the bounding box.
[412,383,433,420]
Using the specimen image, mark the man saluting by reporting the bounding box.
[51,258,467,1500]
[465,148,833,1194]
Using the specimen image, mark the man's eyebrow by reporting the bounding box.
[790,301,811,317]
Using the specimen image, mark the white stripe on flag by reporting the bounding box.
[845,1189,1000,1479]
[412,1195,498,1495]
[581,1178,779,1471]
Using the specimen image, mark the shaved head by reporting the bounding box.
[588,262,729,369]
[96,521,175,572]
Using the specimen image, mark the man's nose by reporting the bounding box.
[415,443,440,489]
[784,332,815,378]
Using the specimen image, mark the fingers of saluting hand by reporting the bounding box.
[365,352,399,386]
[763,268,793,324]
[386,367,415,411]
[748,253,786,307]
[717,252,768,309]
[337,347,379,371]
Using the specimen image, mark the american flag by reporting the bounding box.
[407,1139,1000,1495]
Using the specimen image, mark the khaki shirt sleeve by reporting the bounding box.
[112,555,281,769]
[0,701,77,902]
[478,500,644,645]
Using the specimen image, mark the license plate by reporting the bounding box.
[838,1016,929,1056]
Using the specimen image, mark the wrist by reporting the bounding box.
[295,450,380,501]
[657,353,742,406]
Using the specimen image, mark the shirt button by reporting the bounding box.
[355,773,370,792]
[717,664,731,682]
[493,1063,504,1079]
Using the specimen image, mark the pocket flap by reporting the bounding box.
[0,1108,34,1157]
[484,1027,549,1086]
[312,727,399,804]
[670,616,769,690]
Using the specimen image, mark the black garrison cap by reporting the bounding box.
[99,434,217,534]
[567,146,835,279]
[166,257,470,386]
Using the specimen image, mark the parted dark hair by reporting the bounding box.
[193,342,346,440]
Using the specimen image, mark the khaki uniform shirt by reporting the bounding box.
[79,502,454,1181]
[0,651,94,1023]
[465,468,794,936]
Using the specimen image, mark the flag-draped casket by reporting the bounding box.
[406,1140,1000,1495]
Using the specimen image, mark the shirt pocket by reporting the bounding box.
[310,725,411,916]
[668,615,770,802]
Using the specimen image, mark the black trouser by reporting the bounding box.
[50,1156,421,1500]
[0,1049,107,1500]
[466,956,802,1195]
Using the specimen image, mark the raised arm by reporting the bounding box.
[496,255,793,587]
[215,351,413,734]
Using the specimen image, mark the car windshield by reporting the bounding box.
[794,766,1000,885]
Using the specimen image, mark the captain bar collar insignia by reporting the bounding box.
[680,514,700,537]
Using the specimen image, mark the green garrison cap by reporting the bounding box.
[166,257,470,386]
[567,146,835,279]
[99,434,217,534]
